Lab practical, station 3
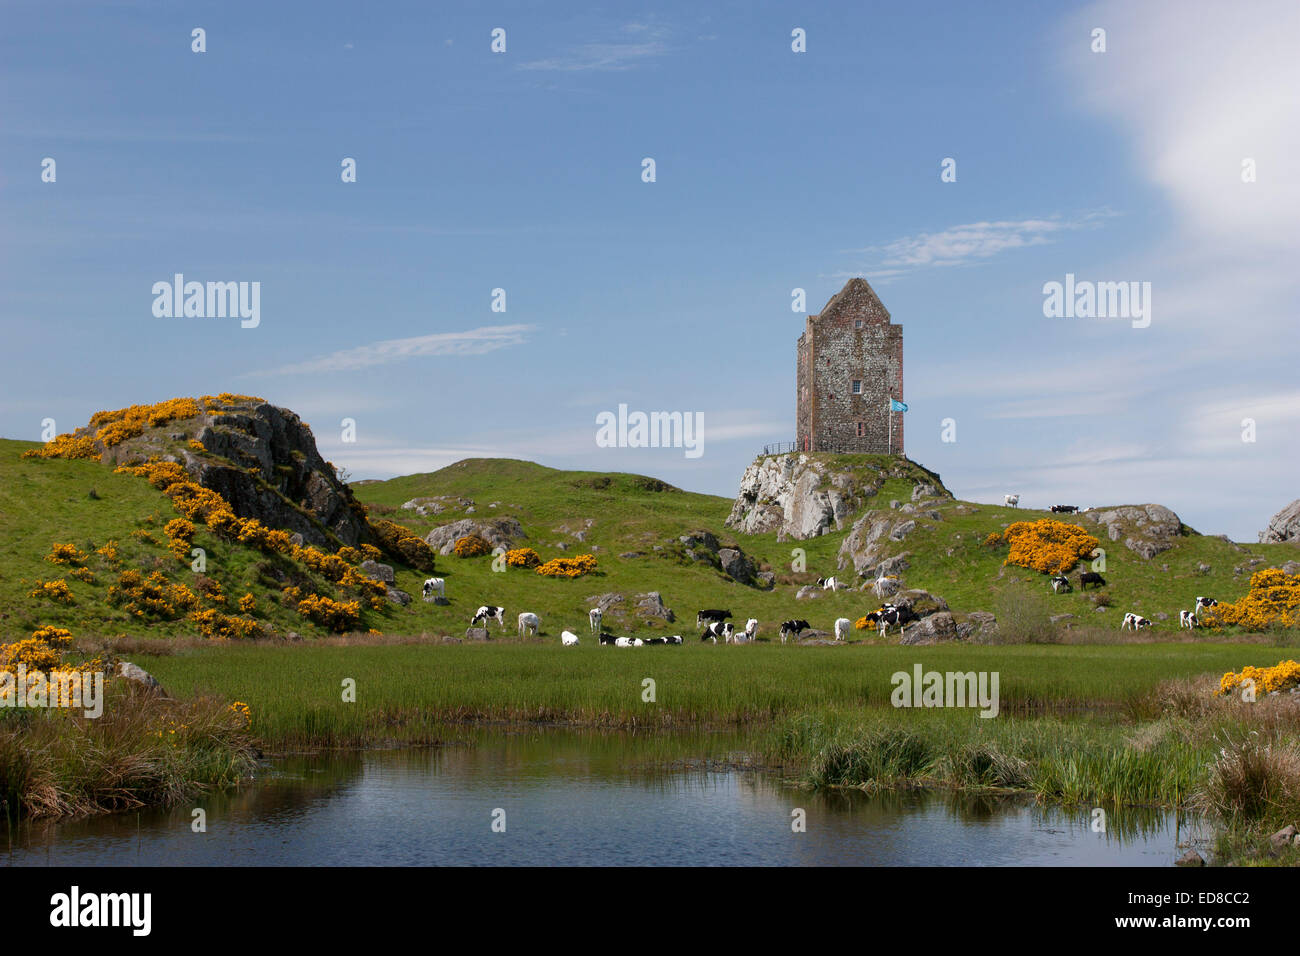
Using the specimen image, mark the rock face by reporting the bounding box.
[1082,504,1184,559]
[103,400,376,549]
[360,560,394,584]
[900,612,957,645]
[426,517,526,555]
[1262,500,1300,543]
[634,591,675,623]
[716,548,755,585]
[465,627,491,642]
[116,661,167,695]
[836,510,930,578]
[726,454,949,542]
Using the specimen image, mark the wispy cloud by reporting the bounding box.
[518,23,670,72]
[253,324,534,376]
[845,215,1108,279]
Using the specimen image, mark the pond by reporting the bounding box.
[3,727,1204,866]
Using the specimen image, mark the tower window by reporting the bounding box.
[856,422,867,437]
[854,319,864,329]
[851,380,862,394]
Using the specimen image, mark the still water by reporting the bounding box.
[3,727,1203,866]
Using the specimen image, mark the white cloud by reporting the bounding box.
[255,324,534,376]
[518,24,670,72]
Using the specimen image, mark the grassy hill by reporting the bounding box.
[3,428,1297,644]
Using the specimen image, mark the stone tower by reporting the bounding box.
[795,277,903,455]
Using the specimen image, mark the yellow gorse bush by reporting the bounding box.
[536,554,599,578]
[45,543,88,566]
[296,594,361,632]
[28,579,74,604]
[454,534,492,558]
[986,519,1101,575]
[107,569,199,620]
[1202,568,1300,631]
[1217,660,1300,697]
[505,547,541,568]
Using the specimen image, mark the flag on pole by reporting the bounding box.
[889,399,908,412]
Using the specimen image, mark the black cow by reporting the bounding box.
[779,619,811,643]
[598,632,618,645]
[696,609,733,628]
[1050,505,1079,514]
[1079,571,1106,590]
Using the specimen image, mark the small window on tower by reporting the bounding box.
[854,319,864,329]
[852,380,862,394]
[856,422,867,438]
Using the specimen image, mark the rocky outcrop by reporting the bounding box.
[425,517,526,554]
[1082,504,1184,559]
[900,612,957,645]
[360,560,394,583]
[726,454,949,542]
[402,495,474,516]
[1262,500,1300,544]
[116,661,168,696]
[717,548,755,585]
[836,510,929,577]
[634,591,675,623]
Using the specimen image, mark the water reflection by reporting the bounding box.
[2,728,1206,866]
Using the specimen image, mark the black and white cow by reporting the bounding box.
[1050,505,1079,514]
[816,576,840,591]
[598,632,618,645]
[1121,612,1152,631]
[471,605,506,629]
[1178,610,1199,630]
[1079,571,1106,590]
[1194,596,1219,620]
[696,609,733,629]
[1050,574,1073,594]
[700,621,734,643]
[866,604,918,639]
[422,577,445,600]
[779,619,811,643]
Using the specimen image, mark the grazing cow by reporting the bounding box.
[866,604,918,639]
[1050,505,1079,514]
[598,632,618,645]
[1194,596,1219,620]
[517,612,540,637]
[816,576,840,591]
[834,617,851,642]
[614,637,635,647]
[701,621,733,643]
[471,605,506,629]
[561,630,580,646]
[873,574,900,599]
[644,637,667,645]
[737,618,759,642]
[1004,494,1020,508]
[1079,571,1106,590]
[1178,610,1199,630]
[1121,612,1152,631]
[665,635,683,645]
[779,619,812,643]
[588,607,602,635]
[696,609,733,629]
[1050,574,1073,594]
[421,577,445,601]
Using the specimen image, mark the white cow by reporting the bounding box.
[1121,612,1152,631]
[834,617,851,642]
[817,576,840,591]
[1004,494,1020,508]
[588,607,603,635]
[421,577,445,601]
[1178,610,1198,630]
[737,618,759,642]
[561,630,580,645]
[471,605,506,629]
[614,637,635,647]
[873,574,899,599]
[517,612,540,637]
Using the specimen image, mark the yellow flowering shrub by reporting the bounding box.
[0,638,63,672]
[229,701,252,726]
[986,520,1100,575]
[296,594,361,632]
[1202,568,1300,631]
[189,608,263,640]
[454,534,492,558]
[96,540,120,564]
[30,626,73,646]
[21,433,97,460]
[505,547,541,568]
[536,554,599,578]
[45,543,88,566]
[238,593,255,613]
[28,579,74,604]
[188,440,206,452]
[854,616,876,630]
[370,518,437,571]
[164,517,195,561]
[107,570,199,619]
[1217,659,1300,697]
[68,566,96,584]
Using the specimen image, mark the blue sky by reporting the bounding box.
[2,0,1297,541]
